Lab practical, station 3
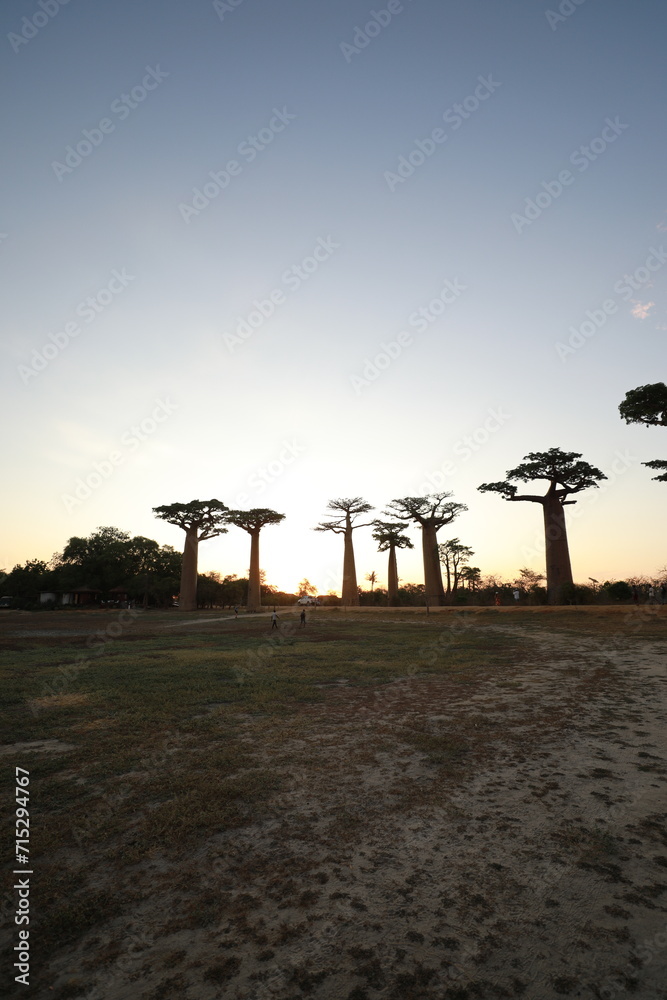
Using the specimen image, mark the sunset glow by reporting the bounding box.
[2,0,665,594]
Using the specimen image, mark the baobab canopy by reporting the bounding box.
[152,500,230,539]
[479,448,606,502]
[619,382,667,482]
[618,382,667,428]
[314,498,374,533]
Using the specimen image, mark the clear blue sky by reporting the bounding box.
[2,0,665,591]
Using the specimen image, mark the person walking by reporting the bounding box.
[271,610,278,630]
[300,609,306,627]
[648,586,655,604]
[234,606,239,618]
[632,586,639,605]
[512,588,520,605]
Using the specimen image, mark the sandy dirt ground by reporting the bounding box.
[3,611,667,1000]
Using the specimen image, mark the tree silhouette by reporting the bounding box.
[126,536,181,607]
[60,526,133,599]
[515,566,545,592]
[439,538,474,593]
[365,571,377,592]
[383,494,467,605]
[153,500,229,611]
[315,498,374,605]
[619,382,667,426]
[619,382,667,482]
[460,566,481,591]
[227,509,285,611]
[478,448,606,604]
[371,520,413,605]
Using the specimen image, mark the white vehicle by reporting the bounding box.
[297,596,320,606]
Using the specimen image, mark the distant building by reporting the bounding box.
[39,586,129,607]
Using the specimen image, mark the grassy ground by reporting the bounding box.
[1,606,666,999]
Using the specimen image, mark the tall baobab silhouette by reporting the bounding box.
[153,500,229,611]
[315,498,374,605]
[371,520,413,606]
[383,494,467,605]
[478,447,606,604]
[227,508,285,611]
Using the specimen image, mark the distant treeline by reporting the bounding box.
[1,525,664,610]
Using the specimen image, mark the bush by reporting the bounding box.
[603,581,633,602]
[561,583,596,605]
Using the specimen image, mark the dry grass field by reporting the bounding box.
[1,605,666,1000]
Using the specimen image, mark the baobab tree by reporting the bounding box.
[439,538,474,594]
[227,508,285,611]
[478,448,606,604]
[315,498,374,605]
[619,382,667,481]
[383,493,467,605]
[371,520,413,605]
[153,499,230,611]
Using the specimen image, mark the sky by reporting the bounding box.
[1,0,666,594]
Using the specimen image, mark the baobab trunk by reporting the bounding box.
[387,544,399,606]
[422,524,445,605]
[543,496,573,604]
[341,525,359,605]
[247,530,261,611]
[179,528,199,612]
